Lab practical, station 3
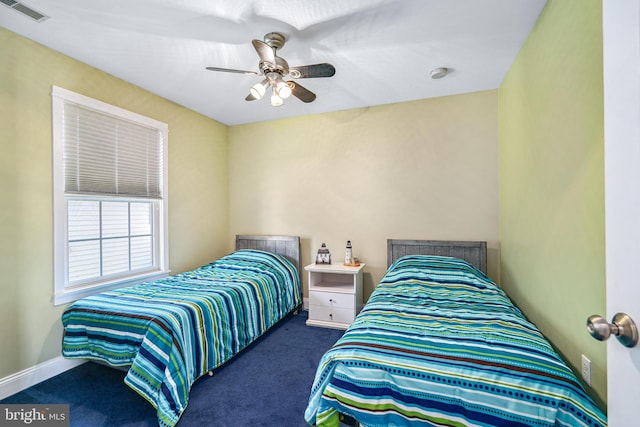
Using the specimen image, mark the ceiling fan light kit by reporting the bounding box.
[250,79,268,100]
[207,32,335,107]
[269,72,292,99]
[271,88,284,107]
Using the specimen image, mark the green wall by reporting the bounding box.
[499,0,606,405]
[0,28,229,378]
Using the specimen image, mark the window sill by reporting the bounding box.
[54,270,170,306]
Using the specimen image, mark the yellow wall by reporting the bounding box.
[0,28,229,378]
[499,0,606,404]
[229,91,500,298]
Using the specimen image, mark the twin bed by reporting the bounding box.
[61,235,301,427]
[304,240,607,427]
[62,237,606,427]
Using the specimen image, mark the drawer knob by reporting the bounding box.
[329,298,335,303]
[329,313,333,319]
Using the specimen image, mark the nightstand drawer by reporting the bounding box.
[309,291,353,309]
[308,306,354,324]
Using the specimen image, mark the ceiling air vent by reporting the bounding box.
[1,0,49,22]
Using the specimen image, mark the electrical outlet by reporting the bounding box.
[581,354,592,386]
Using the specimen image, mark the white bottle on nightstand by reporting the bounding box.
[345,240,353,265]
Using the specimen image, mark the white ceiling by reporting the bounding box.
[1,0,547,126]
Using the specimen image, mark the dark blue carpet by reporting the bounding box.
[1,311,344,427]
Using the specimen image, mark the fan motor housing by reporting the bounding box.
[264,32,286,50]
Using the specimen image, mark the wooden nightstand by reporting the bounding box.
[305,263,365,330]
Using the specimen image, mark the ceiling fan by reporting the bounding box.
[206,32,336,107]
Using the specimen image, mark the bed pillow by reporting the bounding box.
[383,254,495,289]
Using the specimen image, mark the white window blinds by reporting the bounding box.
[62,102,164,198]
[52,86,169,306]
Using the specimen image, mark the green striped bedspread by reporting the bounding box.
[305,255,606,427]
[62,249,300,427]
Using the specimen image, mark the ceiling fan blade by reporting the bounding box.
[288,81,316,103]
[289,63,336,79]
[252,39,276,65]
[206,66,259,75]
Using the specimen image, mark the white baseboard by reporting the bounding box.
[0,357,86,400]
[303,297,309,311]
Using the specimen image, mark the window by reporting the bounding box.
[52,86,169,305]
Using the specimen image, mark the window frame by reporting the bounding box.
[51,86,169,306]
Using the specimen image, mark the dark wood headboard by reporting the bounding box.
[387,239,487,274]
[235,235,302,283]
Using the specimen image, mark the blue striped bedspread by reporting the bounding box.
[305,255,606,427]
[62,249,301,427]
